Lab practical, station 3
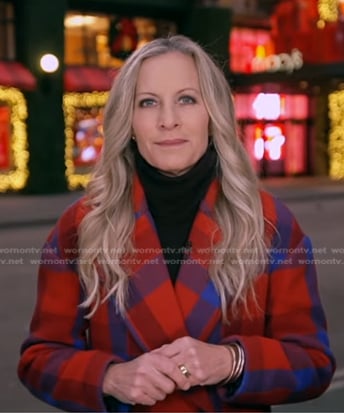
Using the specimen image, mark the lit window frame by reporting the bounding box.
[329,89,344,179]
[63,91,109,189]
[0,86,29,192]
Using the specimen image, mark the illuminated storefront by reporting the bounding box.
[9,0,212,193]
[0,87,29,192]
[230,25,311,177]
[0,1,37,193]
[9,0,343,192]
[229,0,344,178]
[63,13,177,189]
[62,0,344,184]
[272,0,344,178]
[235,92,309,177]
[63,90,109,189]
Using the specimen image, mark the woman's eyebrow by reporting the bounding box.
[136,88,200,96]
[135,92,159,97]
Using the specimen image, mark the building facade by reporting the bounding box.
[1,0,231,193]
[0,0,343,193]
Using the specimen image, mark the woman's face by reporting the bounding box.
[132,51,210,176]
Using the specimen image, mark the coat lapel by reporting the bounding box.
[123,176,188,352]
[124,176,222,352]
[123,176,220,412]
[175,180,223,343]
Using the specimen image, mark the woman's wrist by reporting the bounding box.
[221,343,245,385]
[102,363,117,395]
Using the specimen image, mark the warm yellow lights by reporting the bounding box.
[318,0,339,22]
[63,91,109,190]
[65,15,97,28]
[329,90,344,179]
[317,19,326,29]
[0,86,29,192]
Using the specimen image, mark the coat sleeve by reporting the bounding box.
[221,194,336,406]
[17,200,123,412]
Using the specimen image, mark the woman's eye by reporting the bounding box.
[179,95,196,104]
[138,98,156,108]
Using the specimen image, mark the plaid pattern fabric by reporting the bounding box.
[18,177,335,412]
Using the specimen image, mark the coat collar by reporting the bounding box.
[123,175,222,352]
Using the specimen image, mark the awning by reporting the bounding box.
[64,66,118,92]
[0,61,37,91]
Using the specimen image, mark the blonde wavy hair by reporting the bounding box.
[78,35,268,319]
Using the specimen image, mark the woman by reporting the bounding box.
[18,35,335,412]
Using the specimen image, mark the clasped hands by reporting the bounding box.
[102,336,233,406]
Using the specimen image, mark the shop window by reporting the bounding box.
[64,91,109,189]
[0,87,29,192]
[63,13,177,189]
[0,103,10,170]
[235,93,309,120]
[230,26,303,74]
[73,106,104,169]
[235,93,310,177]
[0,1,15,60]
[64,12,177,68]
[230,27,275,73]
[272,0,344,63]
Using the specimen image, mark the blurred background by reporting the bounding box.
[1,0,344,194]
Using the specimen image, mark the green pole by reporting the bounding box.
[181,6,232,78]
[15,0,67,193]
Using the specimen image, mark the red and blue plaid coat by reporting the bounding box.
[18,177,335,412]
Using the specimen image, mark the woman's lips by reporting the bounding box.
[156,139,187,146]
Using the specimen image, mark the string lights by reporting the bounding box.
[63,91,109,189]
[318,0,340,22]
[329,90,344,179]
[0,86,29,192]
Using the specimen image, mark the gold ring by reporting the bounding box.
[178,364,191,378]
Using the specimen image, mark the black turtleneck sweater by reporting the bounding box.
[134,144,217,284]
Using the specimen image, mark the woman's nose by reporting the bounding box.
[158,104,180,129]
